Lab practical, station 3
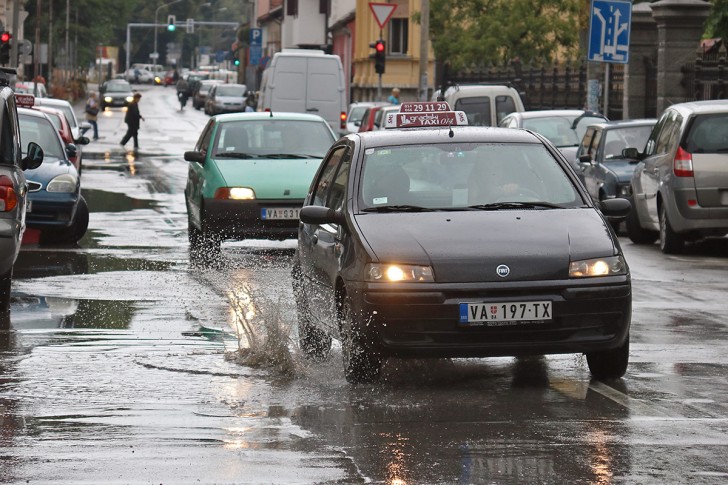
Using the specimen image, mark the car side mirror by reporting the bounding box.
[184,151,205,164]
[600,197,631,219]
[622,147,640,159]
[22,142,44,170]
[79,121,92,134]
[75,136,90,146]
[578,154,592,165]
[300,205,346,225]
[354,121,361,127]
[65,143,78,159]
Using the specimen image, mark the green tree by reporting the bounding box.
[705,0,728,41]
[428,0,581,69]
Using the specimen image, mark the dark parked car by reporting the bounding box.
[193,79,223,110]
[292,102,632,384]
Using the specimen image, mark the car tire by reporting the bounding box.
[338,294,381,384]
[586,334,629,380]
[626,196,658,244]
[40,196,89,245]
[0,268,12,313]
[659,204,684,254]
[292,264,332,360]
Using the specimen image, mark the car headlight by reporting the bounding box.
[46,174,78,193]
[618,184,632,197]
[126,96,134,103]
[569,255,627,278]
[104,96,112,102]
[365,263,435,282]
[214,187,256,200]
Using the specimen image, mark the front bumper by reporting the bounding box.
[26,193,78,230]
[202,198,303,239]
[346,276,631,358]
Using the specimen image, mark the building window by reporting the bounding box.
[389,18,408,55]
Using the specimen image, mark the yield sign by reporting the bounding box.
[369,3,397,30]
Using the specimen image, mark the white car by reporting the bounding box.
[125,68,154,84]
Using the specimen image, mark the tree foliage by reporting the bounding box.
[428,0,582,69]
[705,0,728,41]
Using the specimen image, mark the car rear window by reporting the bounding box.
[359,142,583,210]
[213,120,335,158]
[19,115,64,158]
[685,113,728,153]
[454,97,492,126]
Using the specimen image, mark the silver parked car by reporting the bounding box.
[627,100,728,253]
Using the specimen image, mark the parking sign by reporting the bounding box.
[588,0,632,64]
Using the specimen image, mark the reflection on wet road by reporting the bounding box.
[2,87,728,483]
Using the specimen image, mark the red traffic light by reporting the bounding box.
[0,32,11,43]
[375,41,384,52]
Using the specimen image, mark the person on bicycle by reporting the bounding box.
[176,77,190,110]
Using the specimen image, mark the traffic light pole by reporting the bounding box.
[377,29,382,101]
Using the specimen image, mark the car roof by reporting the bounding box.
[18,107,50,120]
[586,119,657,131]
[512,109,598,119]
[667,99,728,115]
[213,112,330,123]
[35,97,72,108]
[350,126,544,149]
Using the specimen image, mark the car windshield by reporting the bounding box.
[19,115,65,159]
[216,85,246,97]
[105,82,131,93]
[602,125,653,160]
[522,115,605,147]
[349,106,369,123]
[359,143,584,211]
[212,120,335,159]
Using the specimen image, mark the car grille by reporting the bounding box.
[27,181,42,192]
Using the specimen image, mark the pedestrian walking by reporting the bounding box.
[120,92,144,150]
[387,87,401,105]
[85,91,100,140]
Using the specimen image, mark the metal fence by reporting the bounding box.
[682,45,728,101]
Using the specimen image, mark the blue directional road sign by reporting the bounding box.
[588,0,632,64]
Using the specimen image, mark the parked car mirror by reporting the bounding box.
[65,143,78,159]
[622,147,640,159]
[184,151,205,164]
[79,121,92,134]
[600,197,631,219]
[22,142,44,170]
[75,136,90,146]
[300,206,346,225]
[578,154,592,165]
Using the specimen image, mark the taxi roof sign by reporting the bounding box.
[14,93,35,108]
[384,108,469,129]
[399,101,452,113]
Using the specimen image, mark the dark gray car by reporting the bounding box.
[628,100,728,253]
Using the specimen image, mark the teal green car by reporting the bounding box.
[184,112,337,254]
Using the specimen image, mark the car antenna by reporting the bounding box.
[448,126,454,138]
[269,109,273,118]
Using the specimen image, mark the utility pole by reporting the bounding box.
[418,0,429,101]
[11,0,20,69]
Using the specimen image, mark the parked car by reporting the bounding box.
[184,71,210,98]
[346,101,387,133]
[627,100,728,253]
[99,79,134,110]
[17,107,89,244]
[292,102,632,383]
[1,81,44,312]
[193,79,224,110]
[500,109,609,176]
[14,82,48,98]
[125,68,154,84]
[35,106,90,174]
[34,97,92,141]
[577,119,656,203]
[373,105,402,130]
[204,83,248,116]
[433,84,526,126]
[183,112,337,259]
[358,105,387,132]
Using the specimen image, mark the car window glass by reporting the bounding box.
[578,127,596,157]
[603,125,653,160]
[495,95,516,124]
[522,116,581,147]
[684,113,728,153]
[349,106,368,123]
[311,147,346,207]
[360,143,582,209]
[454,96,492,126]
[0,101,14,163]
[645,112,669,155]
[214,120,335,158]
[196,120,215,153]
[589,129,602,159]
[327,155,351,211]
[655,111,679,154]
[19,115,64,158]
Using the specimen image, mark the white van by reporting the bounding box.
[258,49,347,135]
[432,84,525,127]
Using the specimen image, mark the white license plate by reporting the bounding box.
[26,200,32,213]
[261,207,300,220]
[459,301,552,325]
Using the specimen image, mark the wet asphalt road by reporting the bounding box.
[1,86,728,484]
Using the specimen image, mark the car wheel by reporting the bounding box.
[659,204,684,254]
[626,196,658,244]
[40,196,89,245]
[0,268,12,312]
[292,264,331,360]
[586,334,629,380]
[338,294,381,384]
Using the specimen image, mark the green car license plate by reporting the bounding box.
[459,301,552,325]
[261,207,300,220]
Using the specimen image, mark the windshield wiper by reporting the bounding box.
[468,202,565,210]
[361,205,437,213]
[214,152,259,159]
[264,153,321,159]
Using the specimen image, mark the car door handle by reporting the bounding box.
[306,107,319,112]
[311,233,318,244]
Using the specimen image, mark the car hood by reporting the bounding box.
[604,159,640,183]
[213,158,322,199]
[353,208,617,283]
[24,157,74,183]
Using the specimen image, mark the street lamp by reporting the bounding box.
[153,0,182,72]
